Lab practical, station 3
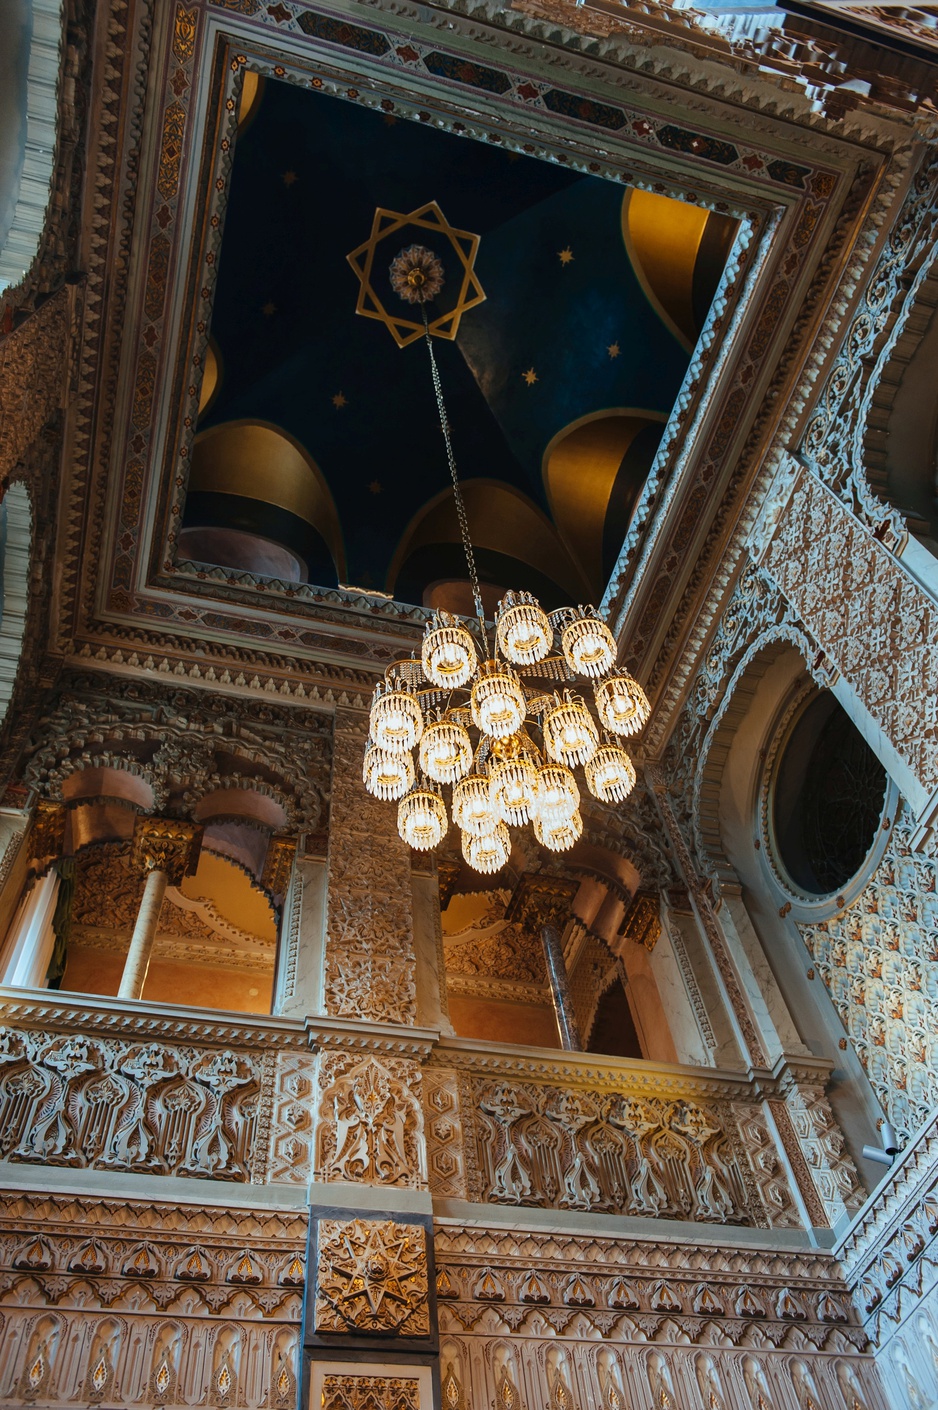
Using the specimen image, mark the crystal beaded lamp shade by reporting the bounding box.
[489,754,538,826]
[398,784,447,851]
[535,764,580,823]
[462,822,511,874]
[561,613,617,678]
[496,592,553,665]
[543,696,599,767]
[419,717,473,784]
[370,686,424,755]
[452,772,497,836]
[594,671,650,737]
[534,808,583,852]
[470,662,527,739]
[422,618,477,689]
[363,743,416,801]
[584,743,636,803]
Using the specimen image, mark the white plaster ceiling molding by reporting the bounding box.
[0,0,63,292]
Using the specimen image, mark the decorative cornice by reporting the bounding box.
[0,990,308,1048]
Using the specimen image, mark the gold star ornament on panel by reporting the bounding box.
[522,368,538,386]
[347,202,485,348]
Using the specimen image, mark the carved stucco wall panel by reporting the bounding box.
[0,1009,316,1187]
[314,1218,430,1337]
[762,464,938,819]
[435,1222,885,1410]
[315,1051,427,1190]
[423,1058,833,1229]
[798,802,938,1146]
[0,1190,304,1408]
[839,1108,938,1409]
[325,715,417,1027]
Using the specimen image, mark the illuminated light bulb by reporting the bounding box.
[543,695,598,766]
[584,743,636,803]
[534,808,582,852]
[419,717,473,784]
[489,754,538,826]
[370,686,423,755]
[452,773,497,837]
[462,822,511,874]
[534,764,579,824]
[470,661,526,739]
[561,612,617,678]
[496,591,552,665]
[398,784,447,851]
[594,671,650,737]
[363,742,415,801]
[422,618,477,689]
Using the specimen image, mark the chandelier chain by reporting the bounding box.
[422,306,487,641]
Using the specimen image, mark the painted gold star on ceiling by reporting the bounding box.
[261,301,276,317]
[522,368,538,386]
[332,392,348,409]
[347,201,485,349]
[369,480,382,495]
[607,342,621,358]
[282,171,297,186]
[558,247,574,265]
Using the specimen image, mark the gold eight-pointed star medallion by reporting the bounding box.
[347,201,485,349]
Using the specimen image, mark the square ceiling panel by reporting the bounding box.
[185,77,736,611]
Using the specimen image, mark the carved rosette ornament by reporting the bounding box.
[315,1218,430,1336]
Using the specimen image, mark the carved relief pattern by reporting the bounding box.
[798,801,938,1144]
[322,1376,421,1410]
[763,465,938,796]
[730,1104,800,1230]
[0,1190,304,1409]
[425,1066,791,1226]
[324,717,416,1025]
[0,1027,263,1181]
[771,1086,864,1225]
[315,1053,426,1190]
[0,286,74,490]
[567,930,622,1048]
[266,1051,316,1183]
[314,1218,430,1336]
[840,1108,938,1397]
[423,1067,468,1200]
[434,1222,870,1408]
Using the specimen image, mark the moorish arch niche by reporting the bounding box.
[0,682,327,1014]
[437,825,678,1062]
[691,632,936,1171]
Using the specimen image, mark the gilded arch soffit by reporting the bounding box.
[58,0,891,711]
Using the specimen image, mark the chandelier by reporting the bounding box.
[363,245,650,874]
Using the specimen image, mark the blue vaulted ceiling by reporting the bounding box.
[191,78,726,606]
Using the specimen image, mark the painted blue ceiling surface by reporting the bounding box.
[200,79,692,597]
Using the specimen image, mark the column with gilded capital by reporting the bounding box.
[507,873,581,1051]
[117,817,202,1000]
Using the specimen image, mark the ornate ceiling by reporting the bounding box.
[188,76,731,607]
[3,0,920,772]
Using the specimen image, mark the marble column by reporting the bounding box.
[117,816,202,1001]
[506,873,580,1051]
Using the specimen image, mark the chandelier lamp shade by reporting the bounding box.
[361,244,650,872]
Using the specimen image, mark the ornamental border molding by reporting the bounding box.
[0,993,309,1050]
[636,144,916,758]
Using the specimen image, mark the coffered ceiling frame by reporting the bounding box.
[57,0,902,721]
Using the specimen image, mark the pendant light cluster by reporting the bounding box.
[362,246,650,873]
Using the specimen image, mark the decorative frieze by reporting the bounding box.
[0,1189,304,1409]
[425,1060,809,1228]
